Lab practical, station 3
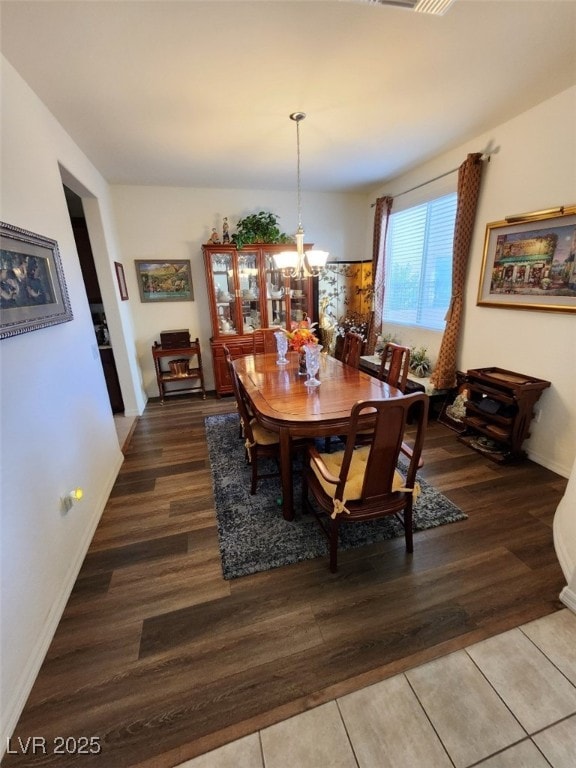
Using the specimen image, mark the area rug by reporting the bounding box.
[205,412,467,579]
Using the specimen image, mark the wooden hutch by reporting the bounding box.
[151,331,206,403]
[459,367,551,463]
[203,243,315,395]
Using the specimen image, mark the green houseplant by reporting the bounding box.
[231,211,293,249]
[409,346,433,378]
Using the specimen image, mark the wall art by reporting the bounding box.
[114,261,129,300]
[477,205,576,313]
[135,259,193,302]
[1,221,73,339]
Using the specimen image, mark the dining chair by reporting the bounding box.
[302,392,429,572]
[324,330,365,452]
[340,331,364,369]
[222,345,253,438]
[253,327,282,355]
[223,346,281,494]
[377,342,411,393]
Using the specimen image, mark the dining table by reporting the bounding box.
[232,351,404,520]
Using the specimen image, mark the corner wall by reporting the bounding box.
[369,86,576,478]
[110,186,368,395]
[555,453,576,613]
[0,57,139,750]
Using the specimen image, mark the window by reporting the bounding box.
[383,193,457,330]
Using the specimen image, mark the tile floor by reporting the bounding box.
[177,608,576,768]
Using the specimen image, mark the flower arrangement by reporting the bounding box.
[335,311,370,341]
[283,319,319,351]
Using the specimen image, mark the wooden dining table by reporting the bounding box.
[233,351,403,520]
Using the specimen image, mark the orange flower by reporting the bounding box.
[283,319,318,352]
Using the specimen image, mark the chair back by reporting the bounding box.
[341,331,364,369]
[253,327,281,354]
[378,343,411,392]
[335,394,428,503]
[223,345,255,444]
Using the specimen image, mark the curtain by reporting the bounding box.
[429,153,485,390]
[365,195,393,355]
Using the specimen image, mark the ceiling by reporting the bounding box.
[1,1,575,193]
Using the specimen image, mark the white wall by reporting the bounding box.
[555,453,576,614]
[110,186,367,394]
[0,58,143,749]
[2,50,574,752]
[369,86,576,479]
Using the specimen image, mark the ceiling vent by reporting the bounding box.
[357,0,456,15]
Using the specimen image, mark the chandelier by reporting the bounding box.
[275,112,329,278]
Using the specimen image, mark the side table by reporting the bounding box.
[152,339,206,403]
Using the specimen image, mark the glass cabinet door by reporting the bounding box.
[210,251,237,335]
[264,252,287,328]
[237,251,262,332]
[289,274,308,325]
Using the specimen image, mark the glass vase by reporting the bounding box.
[274,331,288,365]
[304,344,322,387]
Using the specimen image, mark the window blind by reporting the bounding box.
[383,192,457,330]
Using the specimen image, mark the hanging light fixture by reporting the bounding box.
[275,112,329,278]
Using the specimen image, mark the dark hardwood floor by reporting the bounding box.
[3,394,568,768]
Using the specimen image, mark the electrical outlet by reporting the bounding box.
[61,488,83,513]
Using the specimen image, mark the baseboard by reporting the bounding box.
[560,586,576,615]
[526,448,570,479]
[122,406,141,418]
[0,451,123,759]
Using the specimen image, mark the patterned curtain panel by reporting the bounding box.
[430,153,485,390]
[366,196,394,355]
[318,262,373,354]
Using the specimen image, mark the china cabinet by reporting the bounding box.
[458,367,550,463]
[203,243,315,395]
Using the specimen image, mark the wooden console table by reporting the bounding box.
[152,339,206,403]
[458,367,550,463]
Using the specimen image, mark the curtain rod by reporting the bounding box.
[370,153,490,206]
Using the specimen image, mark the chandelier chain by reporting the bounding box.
[275,111,329,278]
[296,117,302,230]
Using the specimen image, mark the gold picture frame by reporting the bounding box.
[477,205,576,313]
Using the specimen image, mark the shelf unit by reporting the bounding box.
[203,243,315,395]
[152,338,206,403]
[458,367,550,463]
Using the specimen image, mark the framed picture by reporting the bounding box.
[1,221,73,339]
[477,205,576,313]
[114,261,129,300]
[135,259,194,303]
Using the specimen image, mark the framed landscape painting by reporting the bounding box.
[477,205,576,313]
[1,222,73,339]
[135,259,194,303]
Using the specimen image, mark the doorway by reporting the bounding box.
[63,184,125,414]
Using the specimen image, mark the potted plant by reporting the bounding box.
[409,346,433,378]
[231,211,293,249]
